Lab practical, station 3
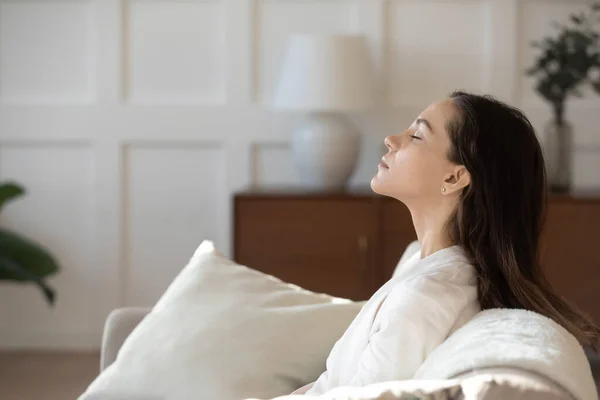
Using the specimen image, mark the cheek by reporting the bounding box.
[397,147,428,169]
[392,150,445,191]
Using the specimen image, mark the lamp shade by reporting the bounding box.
[273,34,376,111]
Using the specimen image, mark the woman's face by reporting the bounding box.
[371,99,459,203]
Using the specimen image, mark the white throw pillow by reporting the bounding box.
[80,240,364,400]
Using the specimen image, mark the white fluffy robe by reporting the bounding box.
[306,245,480,395]
[414,308,598,400]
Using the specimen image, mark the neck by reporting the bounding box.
[408,201,455,258]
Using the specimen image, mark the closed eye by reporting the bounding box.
[410,131,423,140]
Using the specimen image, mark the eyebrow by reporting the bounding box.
[416,118,434,134]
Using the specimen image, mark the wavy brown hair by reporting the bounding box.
[445,90,600,351]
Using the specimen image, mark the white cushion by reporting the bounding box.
[79,240,364,400]
[261,379,464,400]
[247,373,569,400]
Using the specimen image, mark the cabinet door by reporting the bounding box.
[234,198,379,300]
[381,199,418,280]
[541,200,600,323]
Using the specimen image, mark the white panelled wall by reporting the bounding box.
[0,0,598,349]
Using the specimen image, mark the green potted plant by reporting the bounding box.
[0,181,60,305]
[526,1,600,192]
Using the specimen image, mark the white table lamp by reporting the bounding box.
[273,34,376,190]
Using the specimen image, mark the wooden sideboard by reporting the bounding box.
[233,187,600,322]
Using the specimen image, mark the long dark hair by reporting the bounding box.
[446,90,600,351]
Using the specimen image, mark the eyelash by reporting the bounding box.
[410,134,422,140]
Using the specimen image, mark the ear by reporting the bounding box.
[442,165,470,195]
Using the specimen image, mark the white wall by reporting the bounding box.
[0,0,598,349]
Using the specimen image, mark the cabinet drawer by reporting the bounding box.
[234,198,379,300]
[541,200,600,322]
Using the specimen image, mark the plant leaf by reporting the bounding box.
[0,228,59,306]
[0,255,56,305]
[525,65,540,75]
[0,228,60,281]
[0,182,25,213]
[530,40,542,48]
[571,87,584,97]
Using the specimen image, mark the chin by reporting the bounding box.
[370,175,387,196]
[371,175,407,202]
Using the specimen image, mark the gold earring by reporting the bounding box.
[441,187,446,193]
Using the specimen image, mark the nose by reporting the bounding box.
[384,135,397,151]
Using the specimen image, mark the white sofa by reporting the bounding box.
[99,306,578,400]
[80,240,598,400]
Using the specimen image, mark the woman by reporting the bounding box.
[295,91,600,395]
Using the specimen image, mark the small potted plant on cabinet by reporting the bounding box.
[526,1,600,192]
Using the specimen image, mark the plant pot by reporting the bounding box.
[543,119,573,193]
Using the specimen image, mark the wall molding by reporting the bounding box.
[1,0,599,350]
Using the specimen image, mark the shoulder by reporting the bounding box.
[368,274,477,360]
[385,274,470,313]
[374,245,477,321]
[400,245,476,287]
[379,267,478,327]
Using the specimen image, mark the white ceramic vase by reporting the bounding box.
[292,112,361,190]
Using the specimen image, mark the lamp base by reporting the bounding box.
[292,112,361,190]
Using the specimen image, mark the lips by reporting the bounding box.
[379,158,389,169]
